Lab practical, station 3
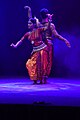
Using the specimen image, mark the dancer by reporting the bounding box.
[10,18,51,84]
[24,6,71,83]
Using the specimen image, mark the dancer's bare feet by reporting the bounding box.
[43,76,48,84]
[39,80,43,84]
[33,80,37,85]
[43,78,47,84]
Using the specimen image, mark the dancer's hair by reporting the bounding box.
[40,8,49,19]
[29,18,36,24]
[29,18,37,28]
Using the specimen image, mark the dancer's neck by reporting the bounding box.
[42,18,48,24]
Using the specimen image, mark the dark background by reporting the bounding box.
[0,0,80,78]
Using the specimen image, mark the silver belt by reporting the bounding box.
[32,43,47,53]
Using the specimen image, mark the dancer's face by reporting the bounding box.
[28,20,34,30]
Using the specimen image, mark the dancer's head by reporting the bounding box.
[40,8,49,19]
[28,18,36,30]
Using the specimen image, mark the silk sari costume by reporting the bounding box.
[40,22,59,77]
[23,28,49,81]
[40,22,53,77]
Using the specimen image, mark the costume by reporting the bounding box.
[40,22,54,76]
[24,28,49,81]
[40,22,64,77]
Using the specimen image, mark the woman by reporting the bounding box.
[10,18,50,84]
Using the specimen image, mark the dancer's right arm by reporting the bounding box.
[24,6,32,19]
[10,32,29,48]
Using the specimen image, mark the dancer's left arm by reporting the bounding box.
[51,24,71,48]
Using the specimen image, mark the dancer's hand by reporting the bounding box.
[24,6,31,10]
[47,14,53,22]
[64,39,71,48]
[34,16,40,27]
[34,16,39,21]
[10,43,17,48]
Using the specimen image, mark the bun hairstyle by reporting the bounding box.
[29,18,37,28]
[29,18,36,24]
[40,8,49,19]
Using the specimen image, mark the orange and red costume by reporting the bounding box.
[40,22,63,76]
[23,28,49,81]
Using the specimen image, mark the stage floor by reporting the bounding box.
[0,77,80,106]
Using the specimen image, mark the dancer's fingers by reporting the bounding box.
[24,6,30,9]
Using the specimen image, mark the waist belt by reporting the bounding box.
[32,43,47,53]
